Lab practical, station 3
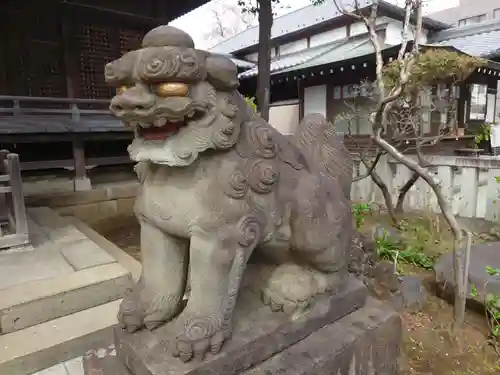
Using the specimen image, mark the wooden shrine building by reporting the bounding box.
[211,1,500,156]
[0,0,209,190]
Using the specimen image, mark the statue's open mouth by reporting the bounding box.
[138,121,185,141]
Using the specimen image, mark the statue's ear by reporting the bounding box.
[205,54,239,90]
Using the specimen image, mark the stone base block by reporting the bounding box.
[114,276,369,375]
[73,177,92,192]
[243,298,401,374]
[84,298,401,375]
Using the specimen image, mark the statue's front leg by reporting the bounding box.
[118,219,188,332]
[173,216,260,362]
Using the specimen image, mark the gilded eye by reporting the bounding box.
[156,82,189,97]
[116,85,130,95]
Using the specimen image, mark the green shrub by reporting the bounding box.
[352,203,371,229]
[245,96,258,112]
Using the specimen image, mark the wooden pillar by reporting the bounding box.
[457,82,467,128]
[72,139,92,191]
[298,79,304,121]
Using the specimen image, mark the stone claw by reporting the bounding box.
[172,314,227,362]
[117,285,182,333]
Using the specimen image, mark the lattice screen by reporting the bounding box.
[120,29,143,54]
[76,24,117,99]
[76,22,148,99]
[3,6,67,99]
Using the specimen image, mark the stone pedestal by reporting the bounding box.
[84,299,401,375]
[84,276,402,375]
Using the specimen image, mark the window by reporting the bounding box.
[458,14,487,27]
[494,8,500,19]
[468,84,488,121]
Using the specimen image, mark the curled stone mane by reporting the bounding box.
[224,109,306,202]
[128,82,245,166]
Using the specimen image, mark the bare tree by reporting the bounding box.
[237,0,281,121]
[339,79,458,225]
[205,0,255,46]
[313,0,484,330]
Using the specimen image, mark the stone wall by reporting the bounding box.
[25,182,138,224]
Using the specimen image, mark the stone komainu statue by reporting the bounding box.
[105,25,354,363]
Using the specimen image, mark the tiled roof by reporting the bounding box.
[209,0,448,55]
[430,20,500,58]
[239,34,378,79]
[238,41,343,78]
[210,53,256,69]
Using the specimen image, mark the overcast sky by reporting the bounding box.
[170,0,459,49]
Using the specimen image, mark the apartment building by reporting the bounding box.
[431,0,500,27]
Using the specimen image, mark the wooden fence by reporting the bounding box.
[351,154,500,221]
[0,151,29,249]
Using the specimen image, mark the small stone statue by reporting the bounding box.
[105,25,354,363]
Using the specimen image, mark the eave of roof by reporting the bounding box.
[209,0,450,55]
[238,33,377,79]
[238,40,500,81]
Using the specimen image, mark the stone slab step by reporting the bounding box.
[27,207,116,270]
[66,216,141,282]
[0,300,121,375]
[0,263,132,334]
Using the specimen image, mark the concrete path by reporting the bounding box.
[0,207,137,375]
[33,344,123,375]
[33,357,84,375]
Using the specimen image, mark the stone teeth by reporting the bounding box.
[187,111,195,118]
[156,118,167,127]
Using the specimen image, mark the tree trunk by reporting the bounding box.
[372,135,466,330]
[370,171,399,227]
[396,172,419,213]
[256,0,272,121]
[358,158,398,226]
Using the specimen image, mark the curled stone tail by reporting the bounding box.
[291,113,353,199]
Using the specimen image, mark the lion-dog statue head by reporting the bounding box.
[105,25,250,167]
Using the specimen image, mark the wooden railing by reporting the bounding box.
[0,151,29,250]
[0,95,111,121]
[0,96,133,191]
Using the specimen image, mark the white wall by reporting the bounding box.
[280,39,308,55]
[269,102,300,135]
[385,20,428,45]
[310,27,347,47]
[303,85,327,117]
[352,154,500,220]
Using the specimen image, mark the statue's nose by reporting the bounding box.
[110,86,155,112]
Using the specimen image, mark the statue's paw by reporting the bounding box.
[118,292,144,333]
[261,264,320,316]
[118,288,182,333]
[172,314,226,363]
